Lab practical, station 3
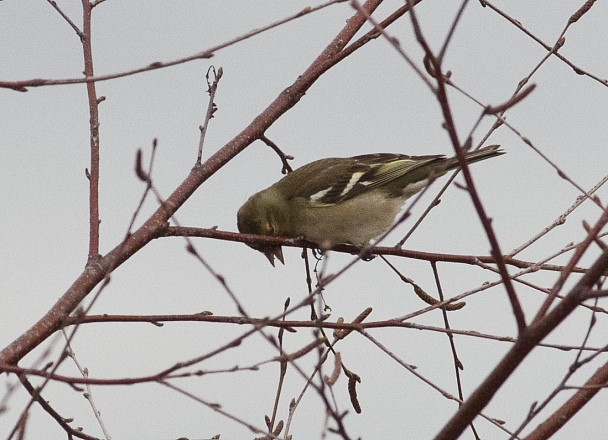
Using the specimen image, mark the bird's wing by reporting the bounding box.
[280,154,445,206]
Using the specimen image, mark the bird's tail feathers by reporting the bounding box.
[442,144,504,171]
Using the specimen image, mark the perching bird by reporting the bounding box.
[237,145,504,265]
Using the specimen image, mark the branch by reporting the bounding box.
[434,247,608,440]
[81,0,101,261]
[534,207,608,321]
[0,0,344,92]
[161,226,597,275]
[3,314,597,386]
[524,358,608,440]
[197,66,223,164]
[0,0,388,367]
[481,0,608,88]
[406,0,526,333]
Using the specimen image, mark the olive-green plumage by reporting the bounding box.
[237,145,504,265]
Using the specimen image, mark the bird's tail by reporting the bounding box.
[442,144,505,171]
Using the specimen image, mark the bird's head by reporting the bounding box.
[237,189,288,266]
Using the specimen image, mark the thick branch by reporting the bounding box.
[525,358,608,439]
[434,248,608,440]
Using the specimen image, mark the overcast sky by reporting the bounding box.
[1,1,608,439]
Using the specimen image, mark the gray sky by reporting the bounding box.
[1,1,608,439]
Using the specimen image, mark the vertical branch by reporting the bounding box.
[82,0,101,260]
[197,66,223,164]
[407,0,526,333]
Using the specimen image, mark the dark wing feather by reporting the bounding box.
[274,154,445,205]
[273,146,504,206]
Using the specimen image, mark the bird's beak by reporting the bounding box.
[263,246,285,267]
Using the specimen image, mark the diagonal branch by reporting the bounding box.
[0,0,392,367]
[524,358,608,440]
[434,247,608,440]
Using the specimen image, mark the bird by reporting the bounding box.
[237,145,504,265]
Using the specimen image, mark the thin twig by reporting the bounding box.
[381,256,465,310]
[407,0,526,333]
[260,135,294,174]
[437,0,471,63]
[534,207,608,321]
[197,66,223,164]
[361,330,517,437]
[13,376,100,440]
[46,0,84,39]
[432,262,482,440]
[482,0,607,88]
[509,174,608,256]
[0,0,346,92]
[349,0,434,91]
[62,330,112,439]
